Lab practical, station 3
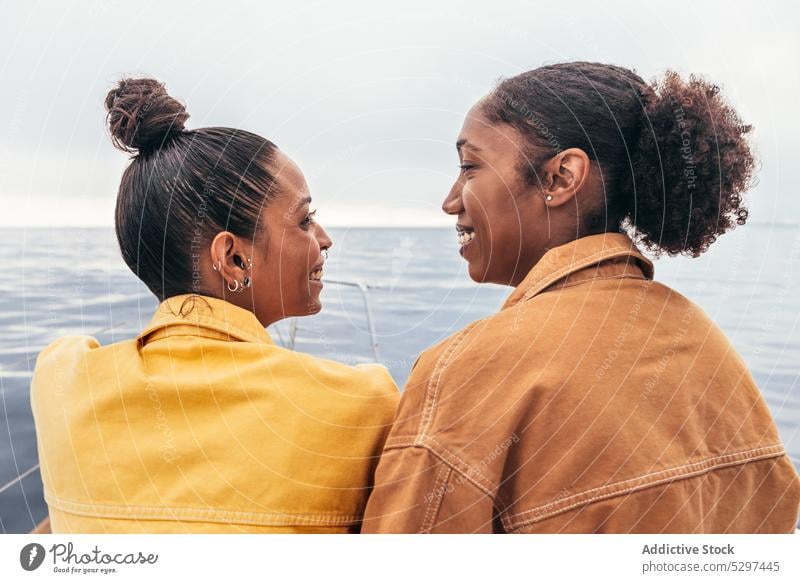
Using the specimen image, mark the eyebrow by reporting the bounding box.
[456,139,481,152]
[294,196,312,214]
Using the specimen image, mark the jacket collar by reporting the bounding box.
[502,232,654,310]
[136,294,273,345]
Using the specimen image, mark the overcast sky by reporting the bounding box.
[1,0,798,227]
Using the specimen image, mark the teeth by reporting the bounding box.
[457,231,475,246]
[309,268,323,281]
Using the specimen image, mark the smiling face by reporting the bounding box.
[247,150,332,326]
[442,102,551,287]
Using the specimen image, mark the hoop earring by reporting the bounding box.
[227,279,240,293]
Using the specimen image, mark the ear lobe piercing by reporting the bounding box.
[218,257,252,292]
[228,256,253,292]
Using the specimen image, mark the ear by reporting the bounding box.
[540,148,591,208]
[209,231,251,285]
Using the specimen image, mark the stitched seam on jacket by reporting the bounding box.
[522,247,646,302]
[139,302,267,345]
[501,445,786,531]
[383,439,496,497]
[546,272,647,293]
[420,464,452,533]
[509,444,785,519]
[143,326,237,344]
[425,435,496,493]
[44,495,362,527]
[415,328,472,445]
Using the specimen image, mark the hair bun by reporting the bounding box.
[104,78,189,154]
[629,71,754,256]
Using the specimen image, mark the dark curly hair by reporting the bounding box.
[481,62,755,256]
[105,78,279,301]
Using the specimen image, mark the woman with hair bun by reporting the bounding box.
[364,62,800,533]
[31,78,399,533]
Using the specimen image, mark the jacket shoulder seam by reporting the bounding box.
[383,437,496,498]
[44,494,363,528]
[501,444,787,532]
[415,327,474,443]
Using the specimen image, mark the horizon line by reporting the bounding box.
[0,224,457,230]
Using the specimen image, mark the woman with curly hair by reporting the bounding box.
[363,62,800,533]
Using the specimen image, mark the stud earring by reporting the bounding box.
[242,275,252,288]
[546,195,553,201]
[212,261,221,272]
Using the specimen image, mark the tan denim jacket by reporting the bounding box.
[362,233,800,533]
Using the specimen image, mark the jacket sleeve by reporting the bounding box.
[361,445,498,533]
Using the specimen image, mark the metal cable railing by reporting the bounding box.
[0,463,40,496]
[281,279,382,361]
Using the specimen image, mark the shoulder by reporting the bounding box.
[383,314,536,495]
[31,335,104,400]
[254,347,400,427]
[279,348,400,400]
[35,335,101,368]
[390,313,536,439]
[402,307,548,402]
[35,334,146,371]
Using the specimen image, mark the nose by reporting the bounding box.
[316,222,333,253]
[442,180,463,216]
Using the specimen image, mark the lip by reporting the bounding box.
[456,223,476,258]
[309,259,325,286]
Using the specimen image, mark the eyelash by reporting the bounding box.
[459,163,477,173]
[301,209,317,228]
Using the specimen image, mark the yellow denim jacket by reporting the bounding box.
[31,294,399,533]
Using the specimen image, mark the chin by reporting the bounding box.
[467,261,490,284]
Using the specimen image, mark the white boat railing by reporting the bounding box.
[278,279,381,361]
[0,463,40,496]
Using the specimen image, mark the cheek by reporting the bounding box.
[464,181,517,237]
[289,234,318,281]
[462,184,490,226]
[257,232,304,285]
